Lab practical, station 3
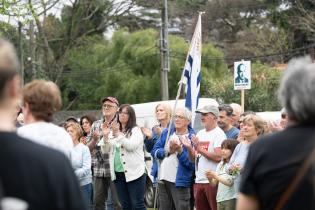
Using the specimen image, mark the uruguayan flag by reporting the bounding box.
[183,14,202,126]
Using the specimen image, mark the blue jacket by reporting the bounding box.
[144,127,160,182]
[151,125,195,188]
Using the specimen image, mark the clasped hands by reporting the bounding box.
[101,121,120,144]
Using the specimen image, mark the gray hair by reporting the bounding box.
[175,107,192,122]
[278,56,315,123]
[0,38,19,72]
[0,38,20,101]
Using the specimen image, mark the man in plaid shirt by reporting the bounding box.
[87,96,120,210]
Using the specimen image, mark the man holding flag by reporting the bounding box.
[151,107,195,210]
[151,13,204,210]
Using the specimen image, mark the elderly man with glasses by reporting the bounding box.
[87,96,121,210]
[152,107,195,210]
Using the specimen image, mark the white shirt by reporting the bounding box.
[107,127,146,182]
[195,126,226,183]
[160,133,188,183]
[18,122,73,158]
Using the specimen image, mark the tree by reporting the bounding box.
[62,28,227,109]
[1,0,138,83]
[205,62,282,111]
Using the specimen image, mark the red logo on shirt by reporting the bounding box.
[198,141,210,151]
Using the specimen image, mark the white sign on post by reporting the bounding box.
[234,60,251,90]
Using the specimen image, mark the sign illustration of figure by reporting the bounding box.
[235,63,249,84]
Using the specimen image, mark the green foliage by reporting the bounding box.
[62,28,228,110]
[205,62,282,111]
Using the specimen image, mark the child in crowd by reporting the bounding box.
[205,139,239,210]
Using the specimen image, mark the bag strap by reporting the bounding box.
[274,148,315,210]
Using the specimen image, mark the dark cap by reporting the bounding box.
[66,116,78,123]
[196,105,219,118]
[101,96,119,106]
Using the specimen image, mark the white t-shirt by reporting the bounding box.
[195,126,226,183]
[18,122,73,158]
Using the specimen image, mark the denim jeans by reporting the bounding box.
[114,172,146,210]
[81,183,93,208]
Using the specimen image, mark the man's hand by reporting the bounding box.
[111,121,120,137]
[92,128,100,141]
[102,122,110,143]
[191,136,201,152]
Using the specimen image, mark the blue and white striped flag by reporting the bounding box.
[183,14,202,126]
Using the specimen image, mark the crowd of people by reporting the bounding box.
[1,36,314,210]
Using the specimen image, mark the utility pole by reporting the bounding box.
[29,20,36,79]
[160,0,169,100]
[18,21,24,86]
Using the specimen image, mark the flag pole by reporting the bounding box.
[153,12,204,210]
[165,11,203,147]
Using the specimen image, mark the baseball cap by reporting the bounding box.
[196,105,219,118]
[101,96,119,106]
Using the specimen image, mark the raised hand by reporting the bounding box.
[92,128,100,141]
[102,122,110,142]
[180,135,192,149]
[191,136,200,150]
[153,125,162,136]
[141,127,152,139]
[169,140,180,154]
[111,121,120,137]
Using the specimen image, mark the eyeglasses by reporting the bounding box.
[102,104,116,109]
[174,115,186,120]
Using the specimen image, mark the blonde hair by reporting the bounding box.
[66,122,84,141]
[243,114,267,136]
[23,80,62,122]
[155,103,172,123]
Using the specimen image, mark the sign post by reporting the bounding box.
[234,60,251,111]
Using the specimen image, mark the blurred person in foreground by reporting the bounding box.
[17,79,73,158]
[0,38,87,209]
[238,56,315,210]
